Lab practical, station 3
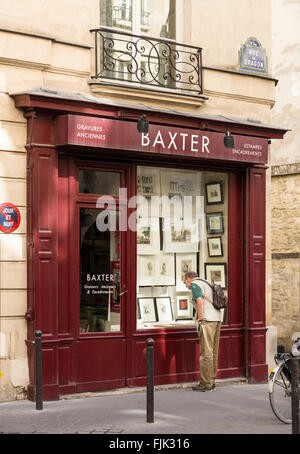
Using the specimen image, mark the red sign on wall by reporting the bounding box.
[55,114,268,164]
[0,203,21,233]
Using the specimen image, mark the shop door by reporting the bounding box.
[72,164,130,393]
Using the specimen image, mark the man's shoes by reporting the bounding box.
[192,384,213,392]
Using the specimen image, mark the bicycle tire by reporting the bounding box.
[269,362,292,424]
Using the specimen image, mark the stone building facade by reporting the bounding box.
[270,0,300,351]
[0,0,288,400]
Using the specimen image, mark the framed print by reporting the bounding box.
[206,212,224,234]
[138,297,157,322]
[176,253,197,291]
[138,254,175,286]
[155,297,173,323]
[205,182,223,205]
[176,295,192,319]
[137,167,160,197]
[207,236,223,257]
[137,217,160,255]
[160,170,199,218]
[163,218,199,253]
[155,253,175,286]
[204,262,227,289]
[137,255,156,286]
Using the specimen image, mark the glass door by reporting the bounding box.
[72,164,129,393]
[80,207,122,333]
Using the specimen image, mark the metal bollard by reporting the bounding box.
[291,356,300,434]
[146,338,154,423]
[35,330,43,410]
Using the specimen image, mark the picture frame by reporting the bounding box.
[155,296,173,323]
[163,218,200,253]
[137,253,175,286]
[160,170,199,218]
[137,217,160,255]
[176,295,192,319]
[207,236,223,257]
[205,182,223,205]
[137,255,156,286]
[206,212,224,234]
[138,297,157,322]
[204,262,227,289]
[137,167,160,197]
[176,253,197,291]
[155,253,176,286]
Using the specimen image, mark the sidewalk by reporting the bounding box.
[0,380,292,435]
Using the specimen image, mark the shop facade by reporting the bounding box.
[12,91,287,401]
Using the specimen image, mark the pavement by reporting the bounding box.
[0,379,293,438]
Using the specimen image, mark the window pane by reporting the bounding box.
[100,0,176,39]
[100,0,133,31]
[80,208,121,333]
[79,170,120,195]
[136,166,228,330]
[141,0,176,39]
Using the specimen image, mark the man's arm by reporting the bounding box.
[196,297,204,321]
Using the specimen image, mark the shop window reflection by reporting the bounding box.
[80,208,121,333]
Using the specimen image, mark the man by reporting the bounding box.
[184,271,223,392]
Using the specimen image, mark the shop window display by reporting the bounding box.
[136,166,228,329]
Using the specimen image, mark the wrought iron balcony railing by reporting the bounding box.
[91,28,203,95]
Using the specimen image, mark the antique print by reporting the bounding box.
[206,212,224,234]
[155,253,175,286]
[138,253,175,286]
[155,297,173,323]
[176,295,192,319]
[160,170,199,218]
[137,167,160,197]
[138,298,157,322]
[137,255,156,286]
[137,217,160,254]
[204,263,227,289]
[163,218,199,253]
[205,182,223,205]
[207,236,223,257]
[176,253,197,291]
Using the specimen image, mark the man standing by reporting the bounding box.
[184,271,223,392]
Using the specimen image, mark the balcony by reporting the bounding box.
[90,28,203,97]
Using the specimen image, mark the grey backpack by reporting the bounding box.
[196,278,228,311]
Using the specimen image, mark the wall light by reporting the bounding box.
[137,114,149,134]
[117,112,149,134]
[224,131,235,149]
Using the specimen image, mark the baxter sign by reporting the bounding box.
[55,115,268,164]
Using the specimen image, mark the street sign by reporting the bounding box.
[239,37,268,73]
[0,203,21,233]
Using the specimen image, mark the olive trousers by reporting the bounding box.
[197,321,221,388]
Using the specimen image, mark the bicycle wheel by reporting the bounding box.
[269,362,292,424]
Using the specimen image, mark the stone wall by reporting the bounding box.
[271,165,300,350]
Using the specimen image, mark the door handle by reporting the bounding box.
[119,284,128,297]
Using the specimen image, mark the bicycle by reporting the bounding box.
[268,337,300,424]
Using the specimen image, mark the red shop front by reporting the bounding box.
[13,90,287,401]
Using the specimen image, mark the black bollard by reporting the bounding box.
[291,356,300,434]
[146,338,154,423]
[35,330,43,410]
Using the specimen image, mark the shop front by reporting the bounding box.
[13,91,287,401]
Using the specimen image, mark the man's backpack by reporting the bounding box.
[196,278,228,311]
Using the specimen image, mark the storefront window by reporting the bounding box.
[79,170,120,195]
[80,208,121,333]
[136,166,228,329]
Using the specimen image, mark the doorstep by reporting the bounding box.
[60,377,248,400]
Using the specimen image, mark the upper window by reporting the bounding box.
[100,0,176,40]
